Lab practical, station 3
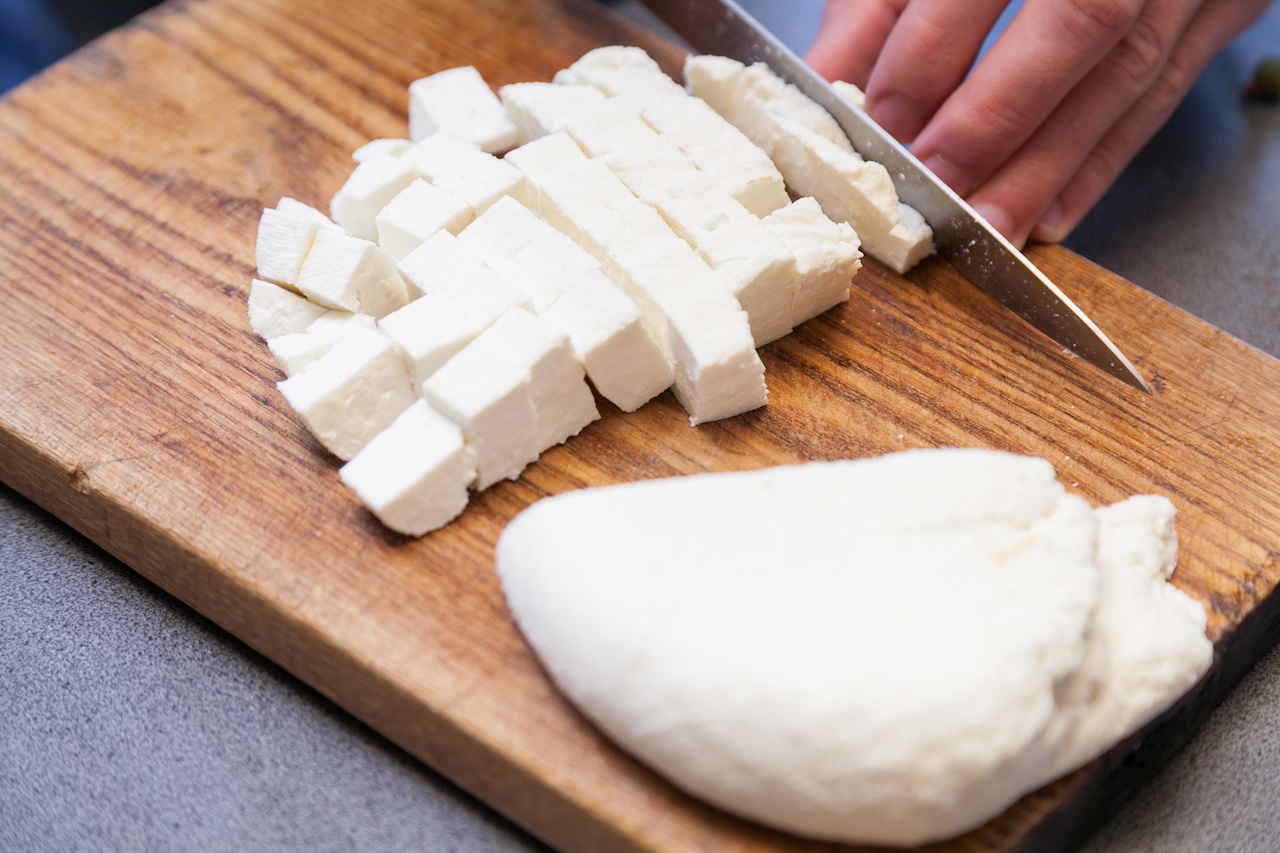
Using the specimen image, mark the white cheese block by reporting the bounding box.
[397,229,532,315]
[266,310,376,377]
[499,81,608,144]
[430,149,527,215]
[872,203,937,275]
[338,399,477,537]
[377,290,511,395]
[498,308,600,452]
[600,138,797,346]
[375,178,475,261]
[762,198,863,328]
[407,66,519,153]
[248,278,328,339]
[329,152,419,241]
[640,96,789,217]
[502,133,592,232]
[455,195,548,268]
[294,229,411,318]
[496,449,1211,847]
[737,60,855,152]
[554,46,687,110]
[255,203,340,289]
[562,98,659,157]
[352,138,412,163]
[277,327,417,461]
[400,131,482,179]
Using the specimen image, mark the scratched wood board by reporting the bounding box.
[1,0,1279,851]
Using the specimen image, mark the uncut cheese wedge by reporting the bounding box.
[507,133,767,424]
[276,327,417,461]
[339,399,477,537]
[459,197,672,412]
[423,308,598,489]
[408,66,519,154]
[685,55,935,274]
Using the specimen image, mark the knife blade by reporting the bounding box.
[637,0,1153,394]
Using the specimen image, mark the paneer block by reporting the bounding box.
[664,290,769,425]
[554,46,686,110]
[339,399,477,537]
[641,97,789,217]
[455,195,547,268]
[397,230,531,316]
[329,152,419,241]
[762,198,863,328]
[377,289,512,394]
[408,66,519,153]
[375,178,474,261]
[499,81,607,144]
[294,229,411,318]
[276,327,417,461]
[498,308,600,452]
[266,311,376,378]
[255,201,342,289]
[400,131,481,179]
[248,278,328,340]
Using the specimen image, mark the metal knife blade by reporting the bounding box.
[638,0,1153,394]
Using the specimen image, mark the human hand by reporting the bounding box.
[806,0,1274,246]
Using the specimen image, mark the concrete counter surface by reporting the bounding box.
[2,1,1278,850]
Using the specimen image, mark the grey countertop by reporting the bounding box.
[3,2,1279,850]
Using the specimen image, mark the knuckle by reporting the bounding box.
[1057,0,1143,40]
[1105,18,1172,94]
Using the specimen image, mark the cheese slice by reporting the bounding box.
[408,66,519,153]
[248,278,328,339]
[339,399,477,537]
[294,229,411,318]
[276,327,417,461]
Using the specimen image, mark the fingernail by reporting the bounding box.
[869,93,925,143]
[1034,200,1066,243]
[971,202,1016,241]
[921,154,967,194]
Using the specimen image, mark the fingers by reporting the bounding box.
[863,0,1011,143]
[1030,0,1275,241]
[806,0,910,86]
[908,0,1150,199]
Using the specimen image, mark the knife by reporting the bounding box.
[637,0,1153,394]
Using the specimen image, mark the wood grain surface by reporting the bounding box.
[2,1,1279,851]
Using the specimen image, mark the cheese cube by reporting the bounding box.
[375,178,474,261]
[499,308,600,452]
[397,230,532,315]
[601,138,797,346]
[329,152,419,241]
[665,291,769,425]
[737,60,855,153]
[640,96,789,217]
[563,98,659,157]
[408,66,519,153]
[555,46,686,110]
[502,133,591,223]
[430,150,526,215]
[762,198,863,328]
[455,195,547,267]
[352,138,412,163]
[499,81,607,144]
[276,328,417,461]
[874,203,937,275]
[267,312,376,377]
[422,310,542,489]
[294,229,411,318]
[255,202,341,288]
[339,399,476,537]
[377,290,511,394]
[248,278,328,339]
[681,53,741,114]
[400,131,482,179]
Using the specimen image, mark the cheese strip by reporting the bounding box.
[685,55,935,273]
[408,66,519,153]
[507,134,766,424]
[277,327,417,461]
[339,399,477,537]
[460,197,672,412]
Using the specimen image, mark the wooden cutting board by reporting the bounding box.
[2,0,1279,850]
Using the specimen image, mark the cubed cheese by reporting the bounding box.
[276,327,417,461]
[377,289,512,394]
[400,131,482,179]
[352,138,413,163]
[397,230,532,315]
[248,278,328,339]
[873,203,937,276]
[455,195,547,267]
[554,46,686,110]
[268,311,377,378]
[762,198,863,328]
[498,308,600,452]
[641,97,789,217]
[339,399,477,536]
[563,98,659,157]
[329,152,419,241]
[499,81,608,144]
[255,202,341,288]
[375,178,474,261]
[430,150,526,215]
[408,66,519,153]
[294,229,411,318]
